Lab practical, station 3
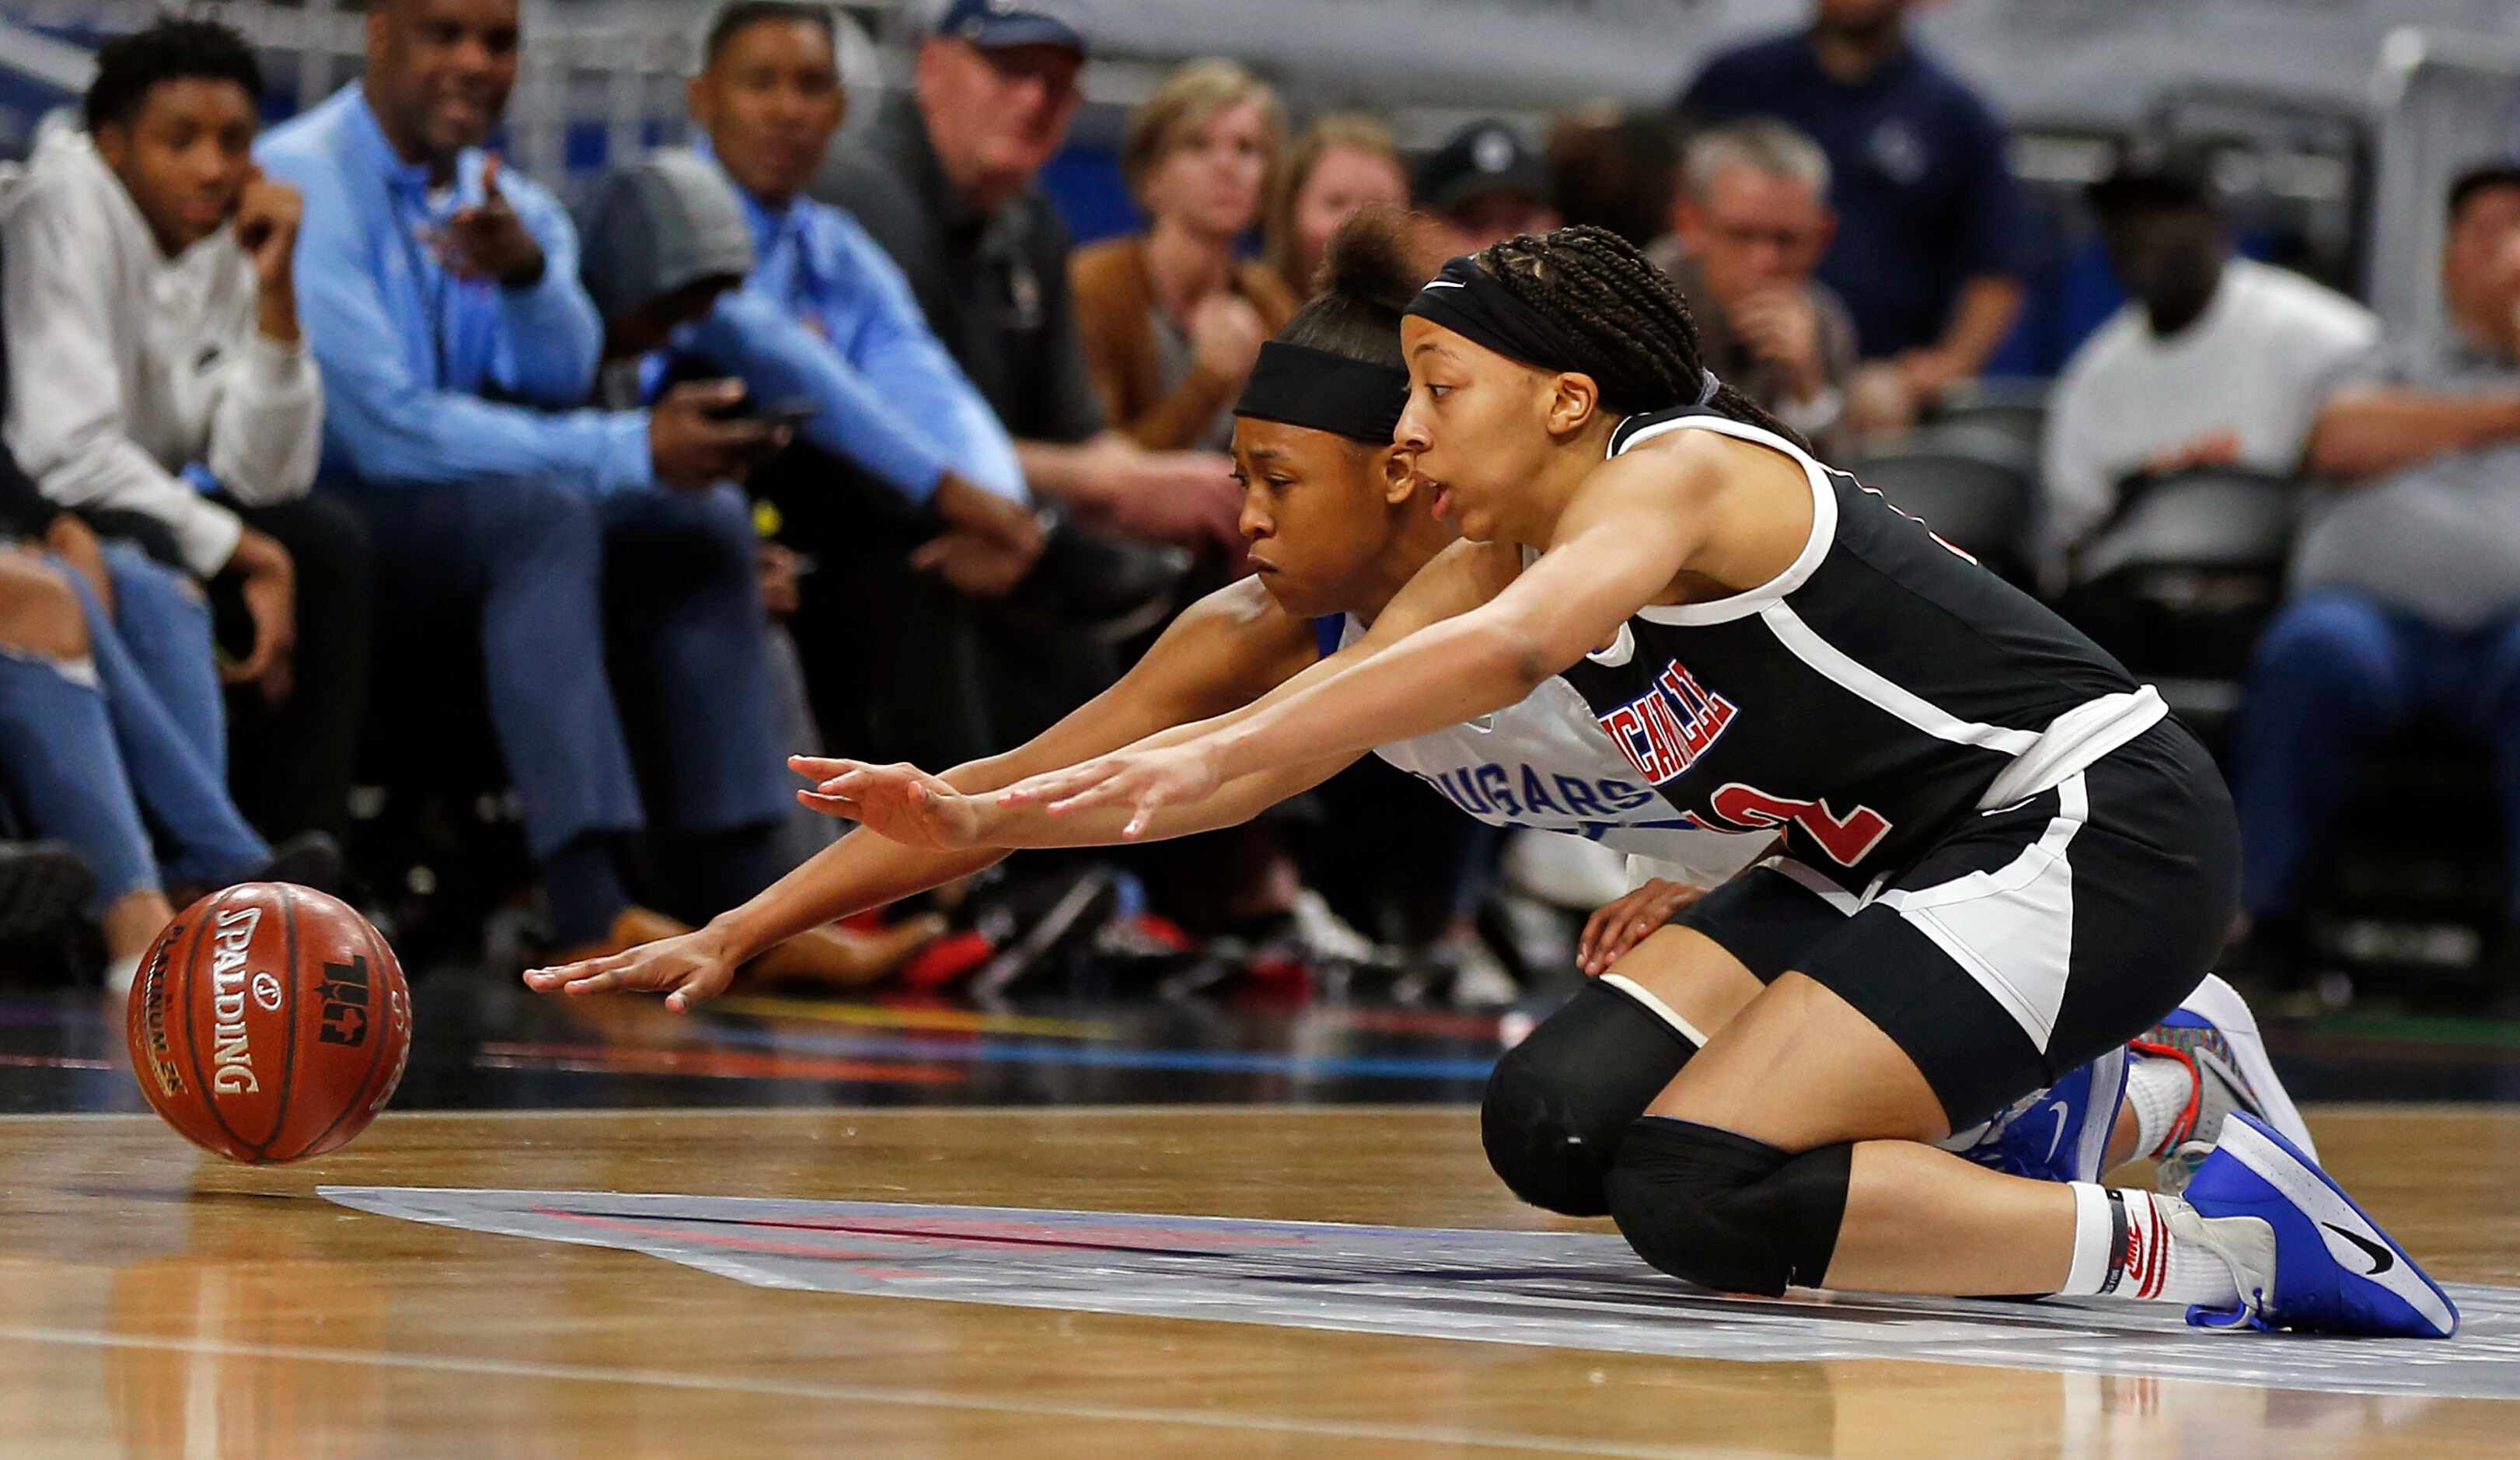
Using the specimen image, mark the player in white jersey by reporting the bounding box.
[528,215,2298,1212]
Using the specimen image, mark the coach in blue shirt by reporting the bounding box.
[257,0,805,962]
[1679,0,2027,424]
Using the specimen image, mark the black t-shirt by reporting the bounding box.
[1555,407,2162,891]
[819,99,1104,445]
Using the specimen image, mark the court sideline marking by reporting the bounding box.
[0,1323,1746,1459]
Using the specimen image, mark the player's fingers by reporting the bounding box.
[665,972,726,1014]
[524,947,633,983]
[1579,904,1616,966]
[789,754,855,780]
[559,965,647,996]
[795,790,863,819]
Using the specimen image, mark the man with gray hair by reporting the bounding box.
[1649,119,1859,457]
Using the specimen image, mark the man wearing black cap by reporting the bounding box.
[1417,121,1561,257]
[822,0,1240,554]
[2041,141,2375,583]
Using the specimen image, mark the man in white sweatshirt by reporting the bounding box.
[2,18,370,844]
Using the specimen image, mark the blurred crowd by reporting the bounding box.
[1,0,2515,1014]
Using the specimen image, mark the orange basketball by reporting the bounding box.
[125,882,412,1165]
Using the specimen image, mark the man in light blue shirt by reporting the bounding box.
[257,0,842,968]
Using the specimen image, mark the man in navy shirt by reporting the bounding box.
[1678,0,2027,431]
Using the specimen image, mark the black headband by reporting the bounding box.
[1404,254,1604,381]
[1406,253,1708,416]
[1232,341,1409,445]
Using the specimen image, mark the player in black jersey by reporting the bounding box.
[998,225,2454,1337]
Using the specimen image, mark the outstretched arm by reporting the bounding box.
[796,540,1522,851]
[522,579,1316,1007]
[1000,442,1728,835]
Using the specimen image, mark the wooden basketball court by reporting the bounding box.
[6,1101,2515,1456]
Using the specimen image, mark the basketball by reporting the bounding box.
[124,882,412,1165]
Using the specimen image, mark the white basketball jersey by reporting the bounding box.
[1335,616,1771,888]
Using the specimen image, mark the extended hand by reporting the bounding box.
[788,755,983,851]
[993,740,1224,840]
[1576,878,1707,976]
[438,154,547,287]
[522,925,741,1012]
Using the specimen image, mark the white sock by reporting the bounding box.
[2061,1183,2239,1305]
[2124,1053,2195,1160]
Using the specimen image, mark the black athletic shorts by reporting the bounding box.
[1672,719,2239,1128]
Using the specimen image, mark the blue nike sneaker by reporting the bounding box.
[1946,1044,2129,1184]
[2179,1112,2458,1338]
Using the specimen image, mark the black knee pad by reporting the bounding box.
[1482,980,1700,1217]
[1604,1117,1852,1296]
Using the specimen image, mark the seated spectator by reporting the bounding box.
[1,19,373,846]
[1264,114,1407,300]
[1072,59,1295,452]
[822,0,1243,556]
[2041,144,2377,587]
[1646,120,1860,459]
[578,150,943,968]
[255,0,908,982]
[679,5,1042,585]
[1677,0,2028,431]
[663,3,1160,775]
[1416,121,1560,257]
[2234,162,2520,987]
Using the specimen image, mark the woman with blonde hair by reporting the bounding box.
[1265,112,1409,299]
[1072,59,1297,452]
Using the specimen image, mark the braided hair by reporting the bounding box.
[1471,225,1812,452]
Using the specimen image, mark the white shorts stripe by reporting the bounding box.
[1876,772,2091,1052]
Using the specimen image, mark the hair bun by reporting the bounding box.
[1316,206,1447,312]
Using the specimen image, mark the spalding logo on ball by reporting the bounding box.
[126,882,413,1165]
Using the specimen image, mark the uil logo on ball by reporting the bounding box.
[251,971,283,1011]
[317,955,372,1048]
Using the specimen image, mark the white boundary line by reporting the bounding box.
[0,1324,1740,1460]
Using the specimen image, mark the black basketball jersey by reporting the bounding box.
[1555,408,2167,892]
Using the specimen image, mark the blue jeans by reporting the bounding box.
[344,479,788,862]
[2234,589,2520,920]
[96,541,226,772]
[0,561,267,909]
